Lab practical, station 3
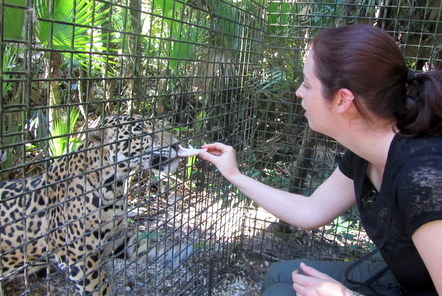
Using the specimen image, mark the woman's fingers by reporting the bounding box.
[299,263,334,281]
[292,267,316,287]
[292,263,351,296]
[198,143,240,177]
[202,143,233,154]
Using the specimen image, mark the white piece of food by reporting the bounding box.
[177,144,207,157]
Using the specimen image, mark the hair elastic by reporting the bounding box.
[406,69,416,84]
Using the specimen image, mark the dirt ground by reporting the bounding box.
[1,182,365,296]
[212,252,268,296]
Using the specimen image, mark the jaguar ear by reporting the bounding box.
[85,128,105,145]
[82,117,106,145]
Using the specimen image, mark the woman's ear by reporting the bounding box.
[335,88,355,114]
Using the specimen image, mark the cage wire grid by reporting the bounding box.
[0,0,441,295]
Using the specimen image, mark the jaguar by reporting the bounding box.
[0,114,180,295]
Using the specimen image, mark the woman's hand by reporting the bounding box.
[292,263,353,296]
[198,143,241,179]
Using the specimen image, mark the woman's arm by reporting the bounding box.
[199,143,357,229]
[412,220,442,295]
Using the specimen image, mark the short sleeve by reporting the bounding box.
[338,150,354,179]
[397,154,442,236]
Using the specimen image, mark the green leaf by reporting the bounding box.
[35,0,110,52]
[2,0,27,40]
[49,108,81,157]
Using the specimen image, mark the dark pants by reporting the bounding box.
[261,259,401,296]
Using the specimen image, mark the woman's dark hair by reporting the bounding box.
[311,24,442,137]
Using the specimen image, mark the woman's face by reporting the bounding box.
[295,51,334,135]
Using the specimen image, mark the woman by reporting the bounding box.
[198,25,442,295]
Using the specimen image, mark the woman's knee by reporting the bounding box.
[261,283,296,296]
[264,260,301,285]
[261,259,350,296]
[261,260,302,295]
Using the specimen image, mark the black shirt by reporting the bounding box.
[339,134,442,296]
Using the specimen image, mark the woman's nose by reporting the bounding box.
[295,85,303,99]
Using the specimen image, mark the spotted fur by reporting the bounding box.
[0,114,180,295]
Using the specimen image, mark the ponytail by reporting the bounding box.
[311,25,442,138]
[395,71,442,137]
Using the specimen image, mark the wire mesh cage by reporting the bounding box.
[238,0,441,294]
[0,1,264,295]
[0,0,441,295]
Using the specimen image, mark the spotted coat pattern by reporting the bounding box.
[0,114,180,295]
